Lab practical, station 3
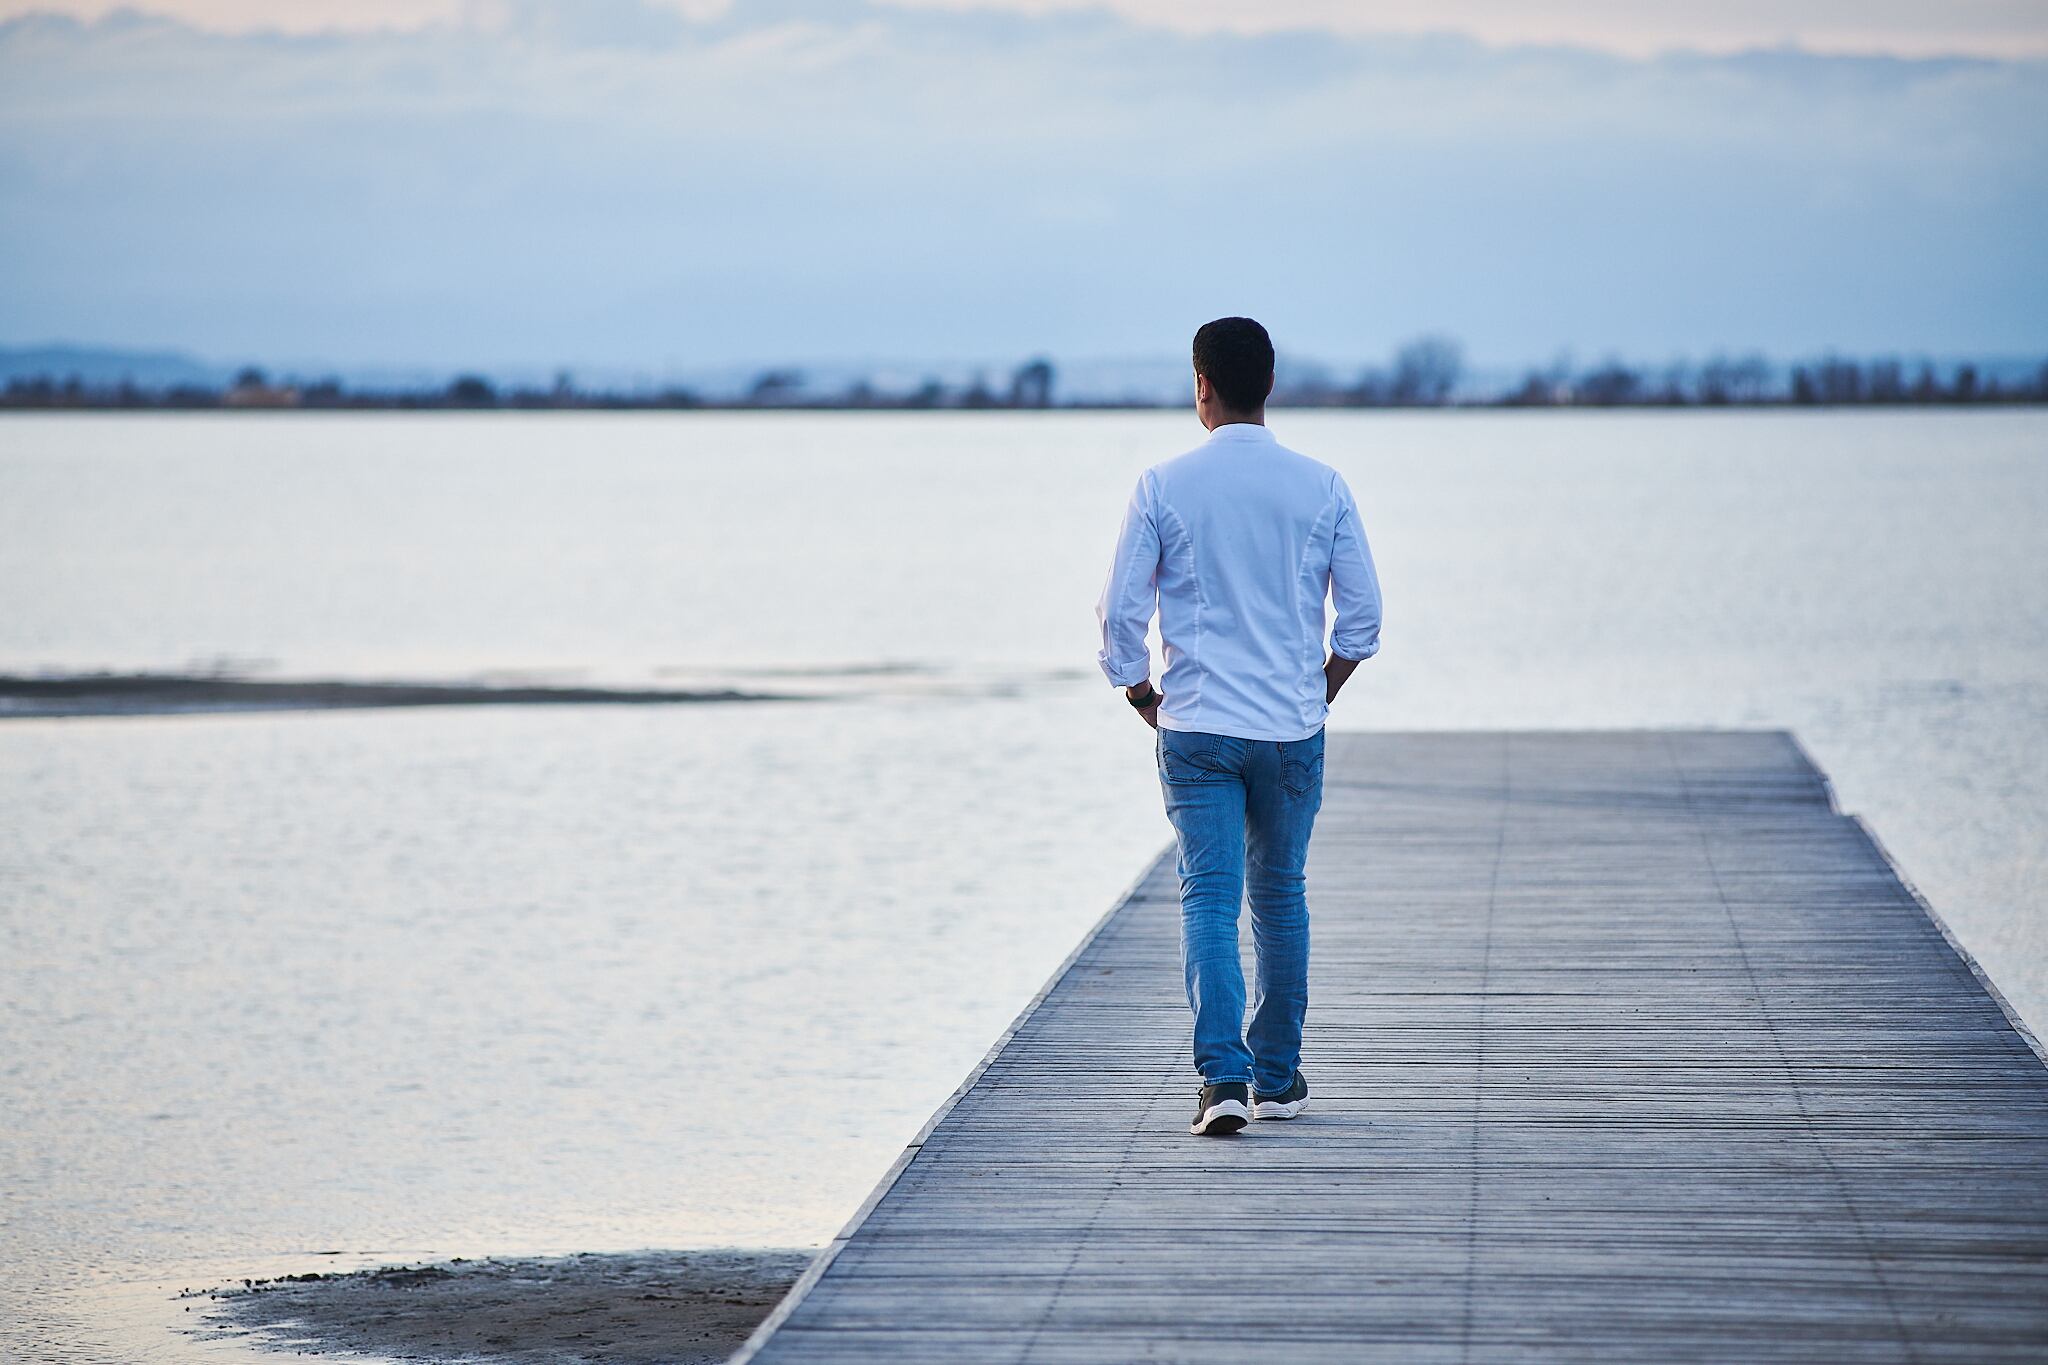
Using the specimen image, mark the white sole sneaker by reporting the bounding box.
[1189,1099,1250,1135]
[1253,1096,1308,1120]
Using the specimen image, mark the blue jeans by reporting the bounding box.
[1155,726,1324,1094]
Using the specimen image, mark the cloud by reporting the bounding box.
[881,0,2048,59]
[3,0,2046,56]
[0,0,735,36]
[0,1,2042,368]
[0,0,465,33]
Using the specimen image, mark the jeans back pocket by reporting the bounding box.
[1159,732,1234,785]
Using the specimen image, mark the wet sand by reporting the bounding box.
[183,1250,814,1364]
[0,673,793,718]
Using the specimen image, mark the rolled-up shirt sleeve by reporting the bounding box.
[1095,473,1161,687]
[1328,475,1382,662]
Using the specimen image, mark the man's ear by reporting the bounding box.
[1194,371,1210,403]
[1264,372,1276,401]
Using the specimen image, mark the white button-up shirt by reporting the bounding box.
[1095,422,1382,742]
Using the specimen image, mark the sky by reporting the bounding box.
[1,0,2044,375]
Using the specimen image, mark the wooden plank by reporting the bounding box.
[735,732,2048,1363]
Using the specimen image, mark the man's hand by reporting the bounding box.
[1325,653,1361,704]
[1125,682,1163,729]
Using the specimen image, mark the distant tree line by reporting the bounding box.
[0,358,1069,413]
[1495,353,2037,409]
[5,346,2045,411]
[1269,337,2048,409]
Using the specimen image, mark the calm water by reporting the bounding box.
[2,410,2045,1361]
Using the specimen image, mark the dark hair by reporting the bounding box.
[1192,317,1275,413]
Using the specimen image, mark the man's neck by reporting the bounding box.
[1202,408,1266,431]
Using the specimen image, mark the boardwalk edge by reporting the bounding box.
[1786,732,2042,1067]
[1848,811,2048,1070]
[727,843,1175,1362]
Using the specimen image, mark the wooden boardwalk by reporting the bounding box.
[736,731,2048,1362]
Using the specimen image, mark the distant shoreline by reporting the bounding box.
[6,346,2044,412]
[0,673,799,719]
[5,395,2046,414]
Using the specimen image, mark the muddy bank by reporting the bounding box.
[183,1249,815,1364]
[0,673,796,718]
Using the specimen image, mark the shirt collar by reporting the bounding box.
[1208,422,1275,442]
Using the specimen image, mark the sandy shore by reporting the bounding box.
[183,1250,815,1363]
[0,673,794,718]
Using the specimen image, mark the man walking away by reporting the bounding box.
[1095,317,1383,1136]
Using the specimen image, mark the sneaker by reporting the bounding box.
[1253,1071,1309,1120]
[1189,1081,1250,1136]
